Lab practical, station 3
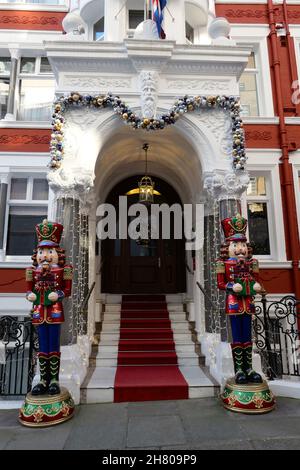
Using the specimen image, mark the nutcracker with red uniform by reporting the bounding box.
[25,219,73,396]
[216,214,263,385]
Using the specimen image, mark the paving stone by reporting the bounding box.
[75,403,128,424]
[4,419,74,450]
[239,417,300,439]
[177,397,227,418]
[127,415,186,448]
[0,410,20,428]
[162,439,255,450]
[180,414,248,443]
[128,400,179,417]
[252,438,300,450]
[64,405,127,449]
[0,429,16,450]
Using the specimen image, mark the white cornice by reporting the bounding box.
[286,117,300,125]
[259,261,292,269]
[45,39,252,80]
[0,121,51,129]
[243,117,279,124]
[0,4,68,12]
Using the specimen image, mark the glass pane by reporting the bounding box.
[239,73,259,116]
[247,202,271,255]
[246,52,256,69]
[0,57,11,74]
[185,22,194,43]
[130,238,157,257]
[20,58,36,74]
[40,57,52,74]
[32,179,49,200]
[6,206,47,256]
[94,17,104,41]
[10,178,27,200]
[0,78,9,119]
[128,10,149,29]
[18,78,55,121]
[247,176,266,196]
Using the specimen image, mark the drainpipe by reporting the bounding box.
[282,0,299,116]
[267,0,300,299]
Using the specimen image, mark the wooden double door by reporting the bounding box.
[101,176,186,294]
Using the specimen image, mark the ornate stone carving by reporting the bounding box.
[194,108,232,156]
[0,134,50,145]
[245,130,272,141]
[47,167,94,202]
[0,13,62,27]
[203,171,250,201]
[139,70,159,118]
[166,79,231,94]
[65,76,132,91]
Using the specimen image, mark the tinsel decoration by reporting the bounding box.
[50,92,246,171]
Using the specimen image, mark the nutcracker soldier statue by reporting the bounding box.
[19,220,75,427]
[217,214,275,413]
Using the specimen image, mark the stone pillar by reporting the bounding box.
[201,170,250,384]
[203,171,249,341]
[0,172,9,261]
[5,47,20,121]
[48,168,95,345]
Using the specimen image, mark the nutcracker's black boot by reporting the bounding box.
[231,343,247,384]
[243,342,263,383]
[31,353,49,395]
[48,352,61,395]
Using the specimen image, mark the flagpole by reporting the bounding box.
[145,0,151,20]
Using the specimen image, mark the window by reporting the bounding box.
[0,57,10,119]
[6,177,48,257]
[245,175,271,256]
[128,10,150,29]
[239,52,259,117]
[18,57,54,121]
[185,21,194,44]
[94,17,104,41]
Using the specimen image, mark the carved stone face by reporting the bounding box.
[228,240,248,260]
[37,247,59,267]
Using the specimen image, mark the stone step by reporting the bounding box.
[101,320,190,332]
[103,312,187,321]
[94,355,200,367]
[104,303,184,313]
[80,365,218,404]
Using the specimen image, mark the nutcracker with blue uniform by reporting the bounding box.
[25,220,73,396]
[216,215,263,385]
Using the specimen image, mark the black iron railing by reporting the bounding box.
[253,293,300,380]
[0,316,38,396]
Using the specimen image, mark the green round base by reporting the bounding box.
[221,378,276,414]
[19,387,75,427]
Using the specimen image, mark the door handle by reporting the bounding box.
[158,257,161,268]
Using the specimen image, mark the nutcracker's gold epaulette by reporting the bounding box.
[251,259,259,273]
[63,265,73,280]
[216,260,225,274]
[26,268,33,282]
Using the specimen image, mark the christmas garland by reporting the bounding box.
[50,92,246,170]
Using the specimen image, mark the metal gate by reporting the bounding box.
[253,294,300,379]
[0,316,38,396]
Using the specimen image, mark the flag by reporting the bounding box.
[152,0,167,39]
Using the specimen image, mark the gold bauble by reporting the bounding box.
[122,113,128,120]
[143,118,150,126]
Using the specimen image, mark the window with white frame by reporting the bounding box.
[0,57,10,119]
[18,57,55,121]
[244,174,272,256]
[6,177,48,257]
[239,52,260,117]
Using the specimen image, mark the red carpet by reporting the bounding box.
[114,295,189,402]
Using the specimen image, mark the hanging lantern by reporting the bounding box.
[138,143,155,205]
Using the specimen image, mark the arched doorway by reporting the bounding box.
[101,175,186,294]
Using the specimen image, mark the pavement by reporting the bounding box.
[0,396,300,450]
